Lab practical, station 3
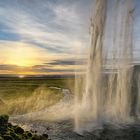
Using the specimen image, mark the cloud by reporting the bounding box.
[0,40,87,75]
[2,0,139,75]
[0,63,85,75]
[0,65,18,70]
[0,0,92,74]
[0,0,91,55]
[46,59,87,66]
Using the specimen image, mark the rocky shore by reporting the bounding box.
[0,115,51,140]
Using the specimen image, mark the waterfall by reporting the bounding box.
[74,0,135,133]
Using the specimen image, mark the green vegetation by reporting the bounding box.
[0,77,74,99]
[0,115,51,140]
[0,77,74,115]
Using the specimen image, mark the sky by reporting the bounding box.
[0,0,140,76]
[0,0,92,76]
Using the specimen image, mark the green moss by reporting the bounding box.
[10,132,21,140]
[2,134,14,140]
[0,136,4,140]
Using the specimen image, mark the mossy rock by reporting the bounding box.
[0,126,7,134]
[9,132,21,140]
[26,132,32,137]
[14,126,24,134]
[23,131,32,139]
[2,134,14,140]
[7,123,12,128]
[7,127,14,133]
[0,115,9,126]
[0,136,4,140]
[0,115,50,140]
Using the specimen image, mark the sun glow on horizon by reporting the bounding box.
[18,75,25,78]
[0,41,83,75]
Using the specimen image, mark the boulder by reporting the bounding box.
[14,126,24,134]
[42,134,48,138]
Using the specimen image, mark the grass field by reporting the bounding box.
[0,76,75,115]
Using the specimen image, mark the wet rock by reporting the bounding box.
[26,131,32,137]
[42,134,48,138]
[23,131,33,138]
[0,115,51,140]
[32,135,41,140]
[2,134,14,140]
[14,126,24,134]
[32,134,50,140]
